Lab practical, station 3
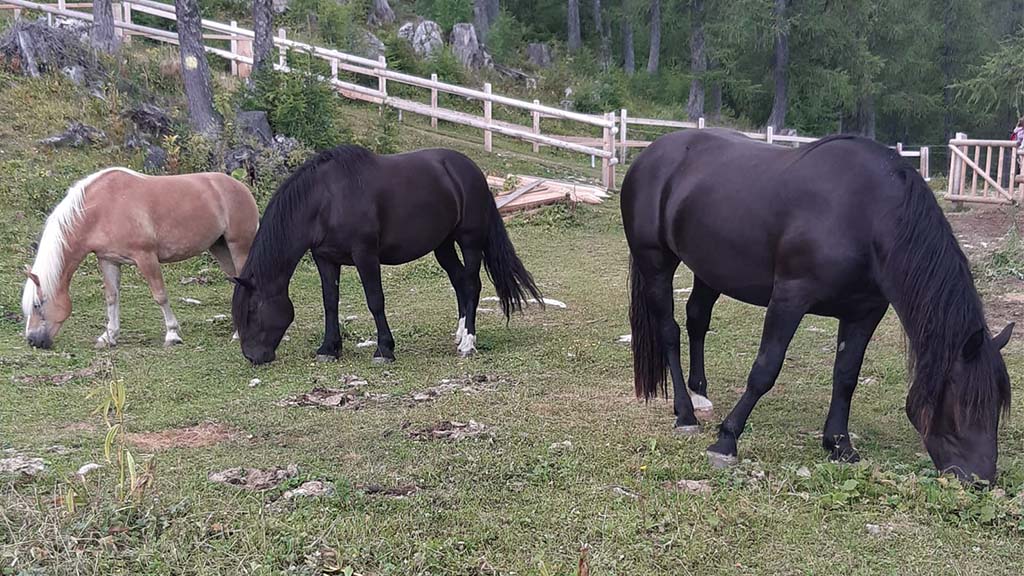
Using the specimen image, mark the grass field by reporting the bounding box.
[2,72,1024,575]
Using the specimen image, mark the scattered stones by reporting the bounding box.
[549,440,573,452]
[408,420,492,442]
[0,454,46,478]
[410,374,506,402]
[277,386,362,409]
[209,465,298,491]
[865,523,894,536]
[38,122,106,148]
[127,422,236,451]
[248,378,262,388]
[339,375,368,389]
[663,479,713,495]
[284,480,335,499]
[179,297,202,305]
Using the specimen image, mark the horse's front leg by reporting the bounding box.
[707,287,808,467]
[353,251,395,363]
[822,306,886,463]
[135,255,182,346]
[95,259,121,348]
[313,254,342,361]
[457,245,484,357]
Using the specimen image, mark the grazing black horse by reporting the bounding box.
[232,146,541,365]
[623,128,1014,483]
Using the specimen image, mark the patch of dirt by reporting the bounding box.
[14,361,105,386]
[283,480,335,499]
[662,479,713,495]
[356,482,420,498]
[277,387,363,409]
[407,420,493,442]
[947,207,1021,260]
[127,422,236,451]
[410,374,509,402]
[59,421,97,432]
[982,283,1024,329]
[208,464,298,491]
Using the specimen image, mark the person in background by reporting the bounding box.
[1012,117,1024,148]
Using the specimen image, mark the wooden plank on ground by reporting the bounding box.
[496,179,545,210]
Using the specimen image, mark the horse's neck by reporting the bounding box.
[43,245,87,301]
[252,217,312,294]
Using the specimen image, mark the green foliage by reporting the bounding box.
[981,222,1024,281]
[418,0,473,32]
[239,69,344,150]
[957,34,1024,116]
[283,0,369,51]
[358,107,400,154]
[487,10,526,63]
[571,74,628,114]
[420,48,466,85]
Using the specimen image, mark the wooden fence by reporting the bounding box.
[947,133,1023,205]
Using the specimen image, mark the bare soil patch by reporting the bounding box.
[208,464,298,491]
[127,422,236,451]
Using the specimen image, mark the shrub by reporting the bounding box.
[487,9,525,63]
[238,69,344,150]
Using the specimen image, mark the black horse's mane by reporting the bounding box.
[243,146,377,282]
[884,164,1010,432]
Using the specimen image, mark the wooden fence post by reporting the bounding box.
[277,28,287,70]
[112,3,123,40]
[430,73,438,128]
[483,83,493,152]
[921,146,929,181]
[230,20,239,76]
[619,108,628,163]
[766,125,774,144]
[330,58,338,81]
[602,112,614,190]
[698,117,705,129]
[122,3,133,44]
[378,55,387,98]
[531,100,540,153]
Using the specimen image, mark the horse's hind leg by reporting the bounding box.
[456,244,483,358]
[96,259,121,348]
[353,251,395,363]
[313,254,342,361]
[135,255,182,346]
[823,307,886,463]
[685,276,719,409]
[707,287,808,467]
[433,240,468,347]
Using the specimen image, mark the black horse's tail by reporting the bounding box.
[483,203,543,320]
[629,257,665,400]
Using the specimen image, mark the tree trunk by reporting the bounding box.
[623,19,635,75]
[686,0,706,121]
[592,0,610,69]
[767,0,789,130]
[90,0,119,53]
[708,57,722,121]
[646,0,660,73]
[567,0,582,52]
[252,0,273,76]
[175,0,222,137]
[473,0,499,43]
[368,0,396,27]
[858,95,876,139]
[941,0,954,139]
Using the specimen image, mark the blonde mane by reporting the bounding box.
[22,168,143,320]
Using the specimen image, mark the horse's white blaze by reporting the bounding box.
[454,317,467,344]
[689,391,713,410]
[458,333,477,356]
[22,167,144,334]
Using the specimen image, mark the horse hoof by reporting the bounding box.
[95,336,115,349]
[829,449,861,464]
[315,354,338,363]
[164,336,183,347]
[372,356,395,365]
[457,334,477,358]
[706,450,738,469]
[689,393,713,411]
[673,425,701,437]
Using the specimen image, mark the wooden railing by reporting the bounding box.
[3,0,621,187]
[947,133,1022,205]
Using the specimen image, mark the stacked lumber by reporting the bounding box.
[488,174,609,214]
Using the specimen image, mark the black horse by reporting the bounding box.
[623,129,1013,483]
[232,146,541,365]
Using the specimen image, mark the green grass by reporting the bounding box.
[2,67,1024,576]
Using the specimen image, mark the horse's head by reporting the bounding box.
[22,268,71,349]
[909,323,1014,485]
[231,275,294,365]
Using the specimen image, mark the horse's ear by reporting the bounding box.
[24,267,40,289]
[963,328,985,361]
[993,322,1015,351]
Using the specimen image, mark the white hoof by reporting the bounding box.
[457,334,477,358]
[232,331,239,341]
[315,354,338,363]
[706,451,738,469]
[371,355,395,365]
[164,332,183,347]
[689,392,713,411]
[673,425,701,437]
[453,317,467,345]
[95,333,116,349]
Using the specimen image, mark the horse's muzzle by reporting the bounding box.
[246,351,275,366]
[27,332,53,350]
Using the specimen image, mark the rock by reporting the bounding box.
[61,65,85,85]
[356,30,386,60]
[236,110,272,146]
[366,0,395,27]
[398,21,416,42]
[224,144,258,177]
[209,465,298,491]
[526,42,552,68]
[144,145,167,172]
[549,440,573,451]
[0,454,46,478]
[248,378,261,388]
[449,23,492,70]
[272,134,302,157]
[284,479,335,499]
[38,122,106,148]
[796,466,811,478]
[271,0,290,14]
[126,103,172,136]
[411,21,444,58]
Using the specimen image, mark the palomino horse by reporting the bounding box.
[22,168,258,349]
[231,146,542,365]
[623,129,1013,483]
